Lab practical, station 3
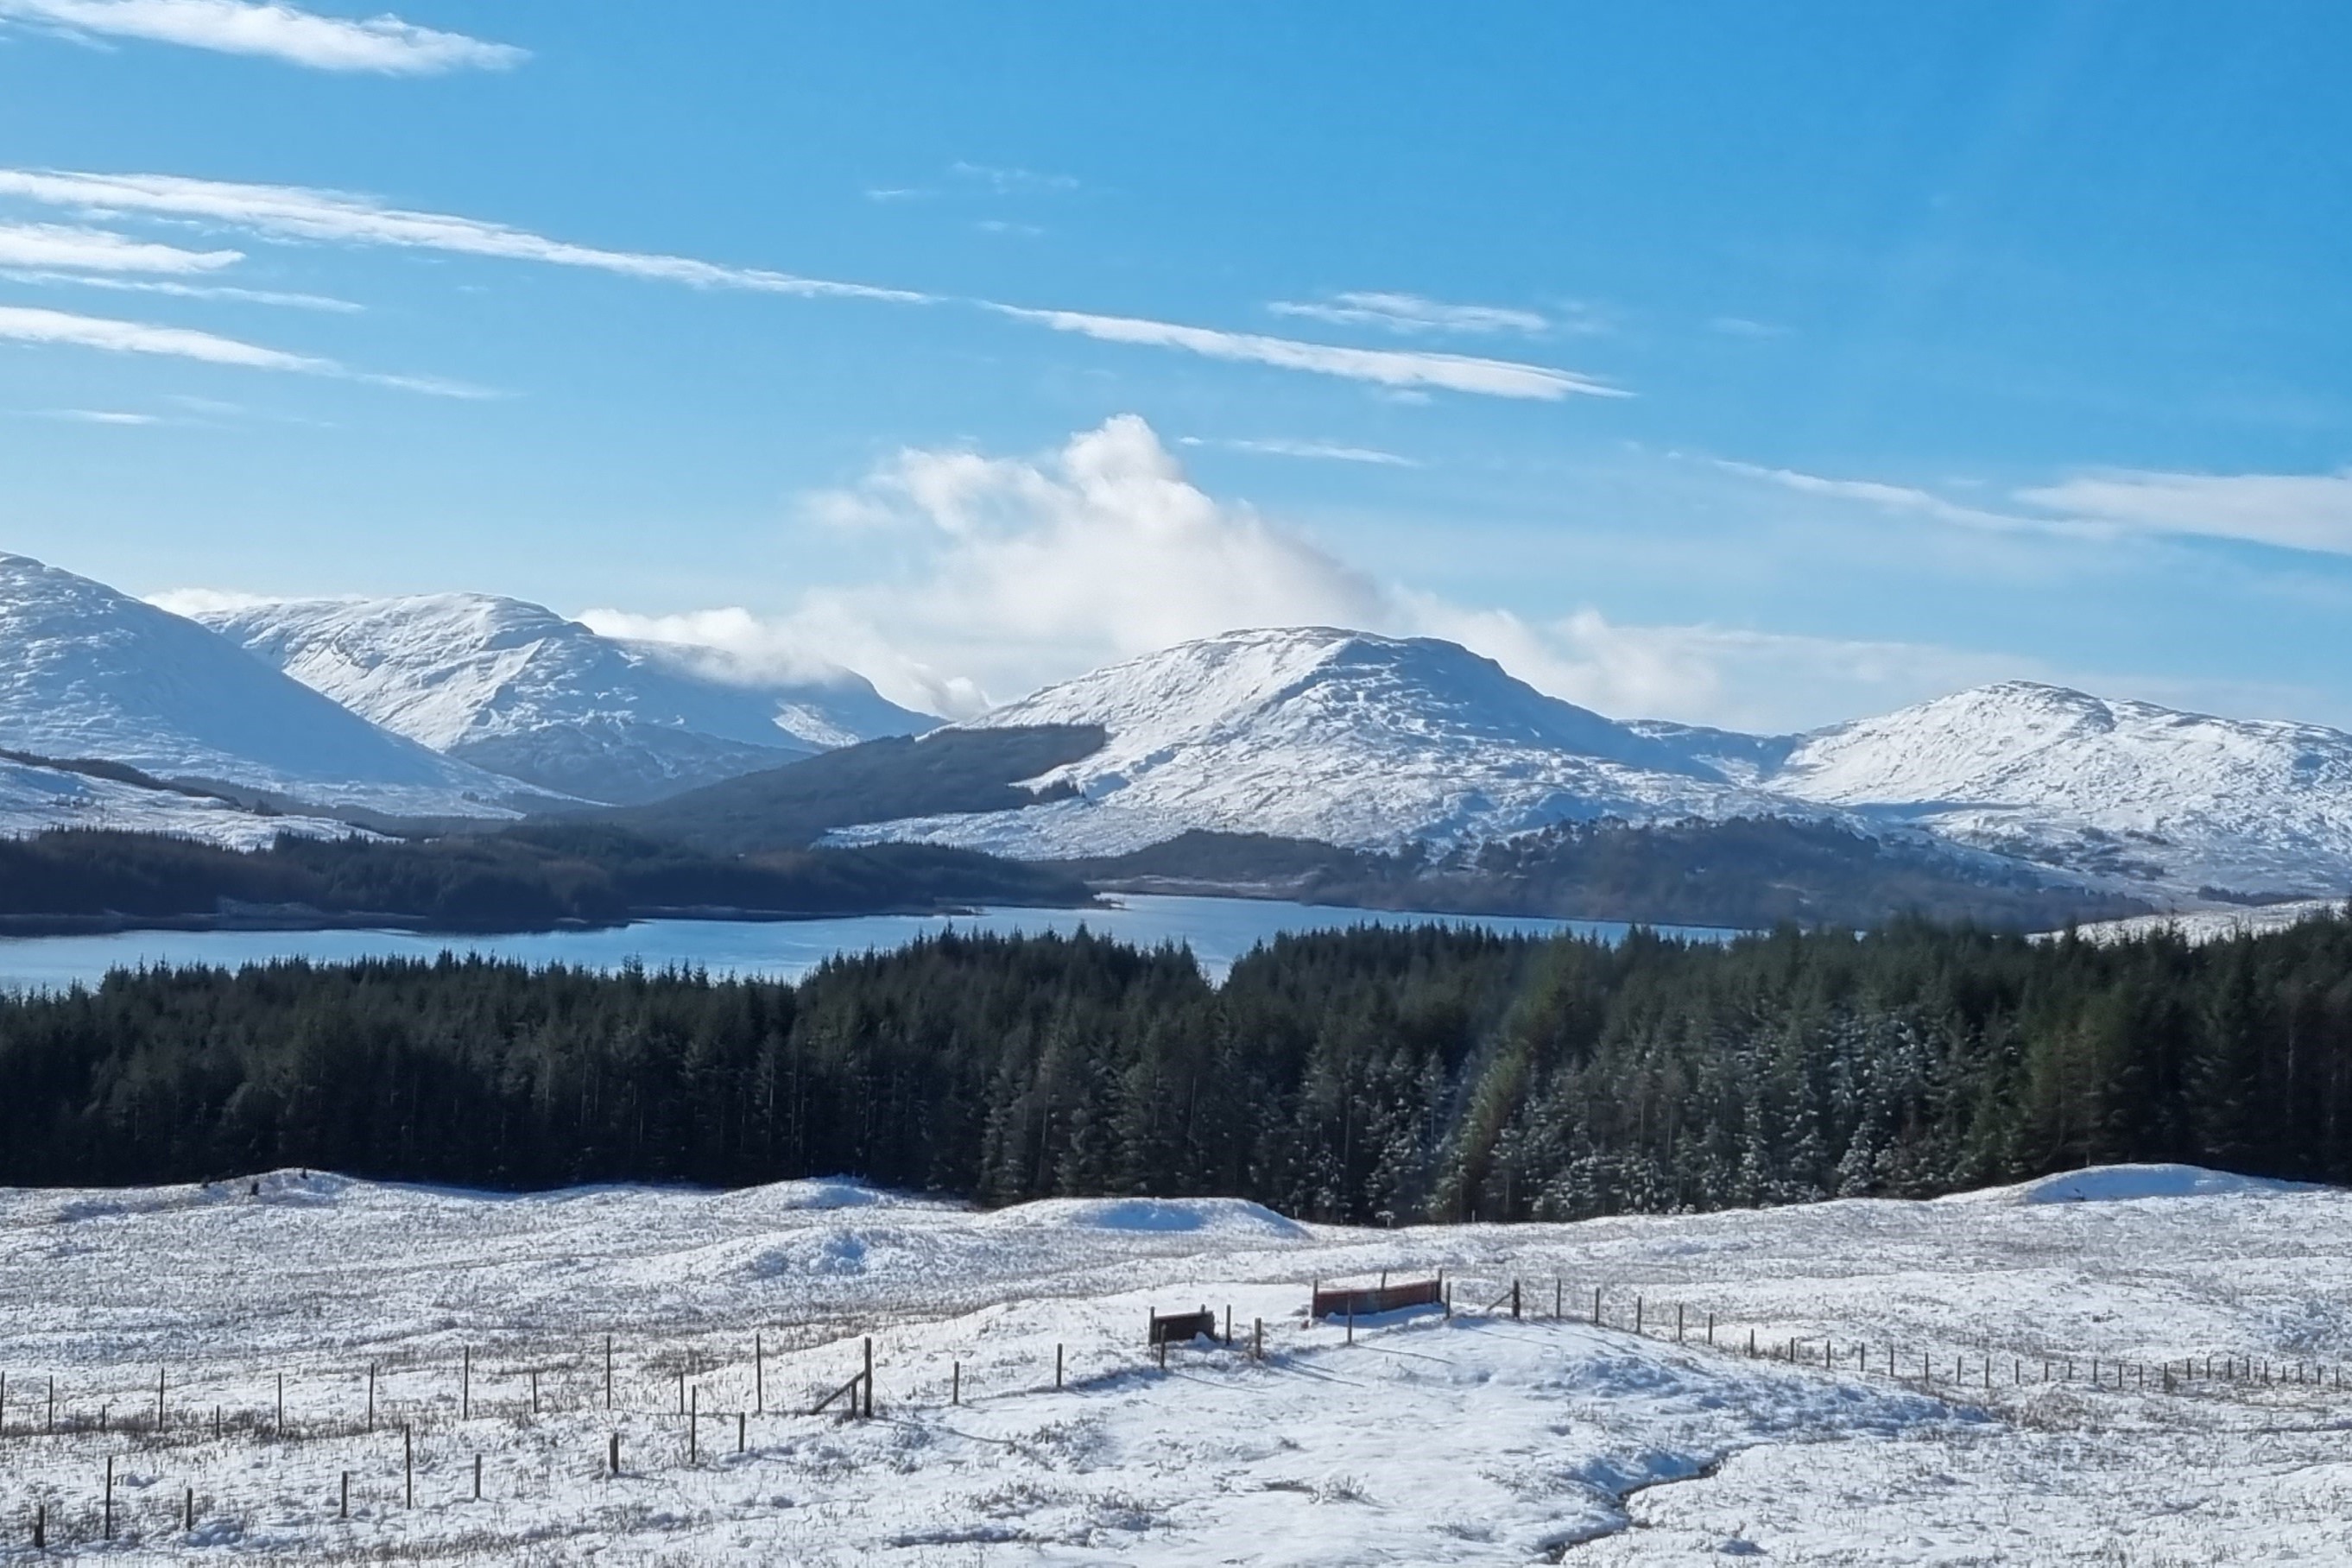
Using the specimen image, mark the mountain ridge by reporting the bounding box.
[834,627,2352,908]
[0,553,547,830]
[198,591,933,805]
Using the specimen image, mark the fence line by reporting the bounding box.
[7,1272,2339,1548]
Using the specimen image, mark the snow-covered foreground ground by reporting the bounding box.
[1,1166,2346,1565]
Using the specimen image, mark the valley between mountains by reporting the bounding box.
[3,549,2348,933]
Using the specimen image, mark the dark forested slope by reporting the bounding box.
[4,914,2346,1216]
[0,825,1090,933]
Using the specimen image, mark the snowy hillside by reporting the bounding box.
[1,1164,2345,1563]
[2057,896,2345,945]
[838,635,2349,909]
[0,753,358,848]
[199,594,931,805]
[836,627,1811,859]
[1767,680,2352,901]
[0,555,541,823]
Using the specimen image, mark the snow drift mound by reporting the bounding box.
[982,1194,1312,1239]
[1941,1163,2318,1205]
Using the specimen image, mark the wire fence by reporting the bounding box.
[5,1266,2337,1548]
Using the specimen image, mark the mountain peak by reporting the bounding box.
[0,553,536,818]
[845,625,1796,859]
[1768,678,2352,899]
[200,591,930,804]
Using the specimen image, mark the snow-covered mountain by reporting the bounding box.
[0,553,541,825]
[833,626,1814,860]
[1762,680,2352,901]
[833,629,2352,909]
[197,593,932,805]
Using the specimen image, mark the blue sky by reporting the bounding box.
[3,2,2349,727]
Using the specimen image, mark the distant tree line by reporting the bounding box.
[0,826,1087,932]
[3,914,2348,1217]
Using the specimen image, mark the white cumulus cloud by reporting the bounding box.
[579,416,2051,732]
[0,0,523,73]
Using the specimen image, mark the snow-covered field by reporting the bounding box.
[2,1165,2347,1565]
[2060,897,2344,945]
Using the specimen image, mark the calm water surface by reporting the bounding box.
[0,895,1733,992]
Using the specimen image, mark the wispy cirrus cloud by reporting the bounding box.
[0,168,1624,401]
[1713,458,2110,540]
[0,219,238,273]
[0,302,483,395]
[0,0,524,73]
[40,407,161,424]
[2020,468,2352,558]
[1722,455,2352,559]
[1179,435,1419,468]
[1268,290,1552,338]
[989,305,1621,401]
[2,268,361,311]
[0,169,933,301]
[948,161,1078,194]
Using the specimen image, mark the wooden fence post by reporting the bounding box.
[1635,1296,1643,1336]
[737,1411,745,1454]
[1708,1312,1716,1346]
[157,1367,166,1432]
[472,1452,482,1501]
[1254,1319,1264,1361]
[952,1361,962,1405]
[755,1334,764,1416]
[404,1424,414,1508]
[275,1372,284,1434]
[340,1470,350,1519]
[1677,1305,1685,1344]
[1510,1280,1521,1320]
[609,1432,620,1477]
[462,1345,471,1421]
[104,1453,114,1540]
[184,1485,193,1533]
[863,1338,875,1419]
[532,1369,541,1417]
[689,1386,699,1464]
[367,1363,376,1432]
[34,1502,43,1549]
[1054,1344,1063,1391]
